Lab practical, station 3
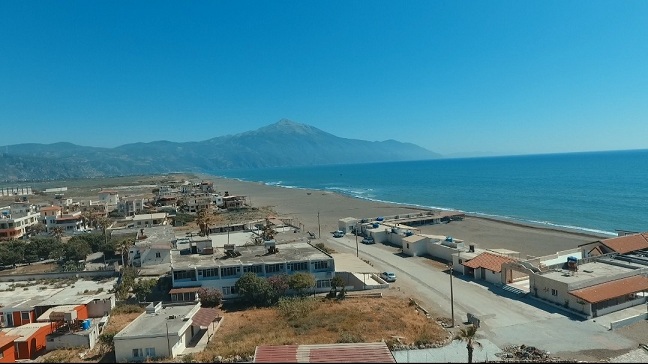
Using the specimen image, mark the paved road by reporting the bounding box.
[324,235,639,360]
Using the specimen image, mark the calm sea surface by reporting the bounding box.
[211,149,648,236]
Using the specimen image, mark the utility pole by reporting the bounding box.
[355,223,359,257]
[227,222,230,245]
[317,211,321,239]
[449,262,455,328]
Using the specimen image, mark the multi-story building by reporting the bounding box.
[40,206,63,233]
[179,193,212,214]
[169,241,336,301]
[0,204,41,240]
[97,190,119,208]
[53,211,86,234]
[117,198,146,217]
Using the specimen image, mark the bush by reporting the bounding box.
[337,331,364,343]
[288,272,315,296]
[197,287,223,308]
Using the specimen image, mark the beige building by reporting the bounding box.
[113,302,213,362]
[0,203,41,240]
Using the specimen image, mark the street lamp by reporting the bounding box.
[317,211,321,239]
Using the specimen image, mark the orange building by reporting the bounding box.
[0,333,19,363]
[1,323,53,360]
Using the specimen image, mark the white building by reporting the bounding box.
[170,241,336,300]
[0,203,41,240]
[98,190,119,207]
[118,198,147,216]
[40,205,63,232]
[113,302,206,362]
[128,226,174,268]
[54,211,86,235]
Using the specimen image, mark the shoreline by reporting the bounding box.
[200,173,609,257]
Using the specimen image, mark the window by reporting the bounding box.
[551,289,558,296]
[221,267,239,277]
[407,243,410,249]
[289,262,308,271]
[313,261,329,270]
[132,348,143,358]
[145,348,156,357]
[243,265,262,274]
[21,312,30,322]
[316,279,331,288]
[266,263,283,273]
[222,286,238,295]
[155,252,161,258]
[202,268,217,277]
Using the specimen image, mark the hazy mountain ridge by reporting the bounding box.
[0,119,440,182]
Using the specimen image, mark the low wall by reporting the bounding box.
[597,296,647,317]
[0,270,118,282]
[610,313,648,330]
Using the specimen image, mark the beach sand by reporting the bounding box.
[206,175,608,258]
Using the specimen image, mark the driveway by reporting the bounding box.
[323,236,639,361]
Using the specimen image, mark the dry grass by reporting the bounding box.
[39,347,87,363]
[0,262,58,276]
[195,295,447,362]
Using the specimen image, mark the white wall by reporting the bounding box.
[46,324,98,350]
[87,296,115,318]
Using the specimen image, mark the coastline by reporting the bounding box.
[201,173,608,257]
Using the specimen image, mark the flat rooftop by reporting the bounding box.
[539,259,644,284]
[114,303,198,338]
[135,225,175,247]
[0,278,117,309]
[171,242,331,270]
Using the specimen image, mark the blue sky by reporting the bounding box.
[1,1,647,157]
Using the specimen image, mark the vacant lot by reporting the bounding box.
[0,262,58,275]
[195,295,449,362]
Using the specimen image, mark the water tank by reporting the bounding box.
[376,217,384,221]
[446,236,453,242]
[372,223,379,228]
[405,231,413,236]
[567,256,578,262]
[81,319,91,330]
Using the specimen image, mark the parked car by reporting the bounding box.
[333,230,344,238]
[380,272,396,282]
[361,236,375,244]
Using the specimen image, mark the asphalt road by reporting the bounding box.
[324,234,639,360]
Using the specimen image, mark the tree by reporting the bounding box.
[235,272,274,307]
[288,272,316,296]
[197,287,223,307]
[98,332,115,355]
[267,274,289,298]
[0,242,23,266]
[64,238,92,262]
[454,324,482,364]
[330,275,345,297]
[133,278,158,302]
[28,222,46,237]
[195,207,213,236]
[50,226,65,242]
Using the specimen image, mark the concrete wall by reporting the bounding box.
[0,270,117,283]
[484,269,502,285]
[87,296,115,318]
[46,323,98,350]
[530,274,592,316]
[427,243,459,263]
[610,313,648,330]
[114,335,176,362]
[402,240,427,257]
[597,296,647,317]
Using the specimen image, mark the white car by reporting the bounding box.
[380,272,396,282]
[333,230,344,238]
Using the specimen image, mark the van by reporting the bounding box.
[333,230,344,238]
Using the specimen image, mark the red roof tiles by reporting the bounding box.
[600,233,648,254]
[191,307,220,327]
[254,342,396,363]
[462,252,516,273]
[570,275,648,303]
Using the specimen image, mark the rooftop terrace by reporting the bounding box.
[171,242,331,270]
[114,303,199,338]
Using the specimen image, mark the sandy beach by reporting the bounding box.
[205,175,608,258]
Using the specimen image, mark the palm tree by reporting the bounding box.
[454,324,482,364]
[196,207,213,236]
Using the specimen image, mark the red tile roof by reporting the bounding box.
[40,206,62,211]
[191,307,220,327]
[254,342,396,363]
[600,233,648,254]
[570,275,648,303]
[462,252,516,273]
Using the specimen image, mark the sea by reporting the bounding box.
[211,149,648,237]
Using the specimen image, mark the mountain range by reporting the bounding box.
[0,119,441,182]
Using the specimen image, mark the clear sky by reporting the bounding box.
[1,1,647,157]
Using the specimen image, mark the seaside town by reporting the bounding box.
[0,175,646,363]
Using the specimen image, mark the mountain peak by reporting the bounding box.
[254,119,328,136]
